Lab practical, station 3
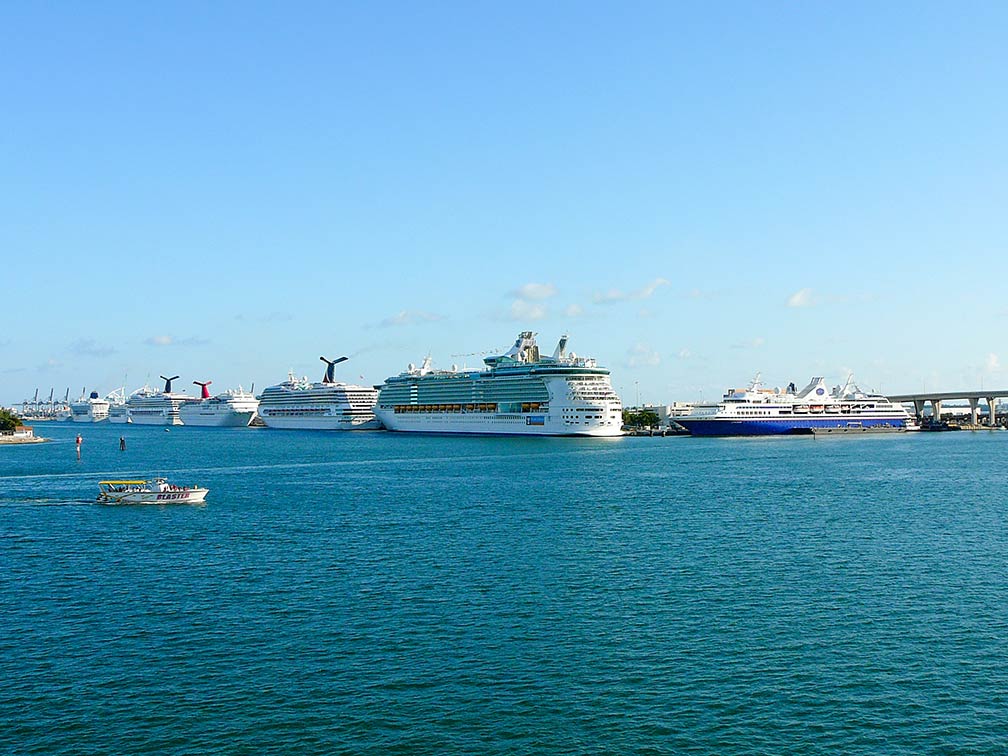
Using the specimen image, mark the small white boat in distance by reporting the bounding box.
[97,478,209,505]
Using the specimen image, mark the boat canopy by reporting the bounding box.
[99,480,149,485]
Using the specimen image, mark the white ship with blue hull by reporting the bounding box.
[677,374,914,436]
[374,332,623,436]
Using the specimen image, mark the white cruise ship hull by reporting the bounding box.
[129,412,182,426]
[259,413,381,431]
[374,409,622,436]
[69,410,109,423]
[108,409,130,423]
[177,408,257,427]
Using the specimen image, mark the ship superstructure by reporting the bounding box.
[69,389,110,423]
[125,375,189,426]
[374,332,623,436]
[178,380,259,427]
[676,374,914,436]
[257,357,380,430]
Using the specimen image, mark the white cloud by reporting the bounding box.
[145,335,174,346]
[564,304,583,318]
[678,348,692,360]
[511,282,557,301]
[786,288,815,308]
[378,310,444,328]
[986,353,1001,372]
[37,358,60,370]
[626,343,661,368]
[594,277,670,304]
[509,299,547,321]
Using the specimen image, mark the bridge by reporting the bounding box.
[887,390,1008,426]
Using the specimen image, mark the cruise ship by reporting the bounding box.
[374,331,624,436]
[107,387,130,423]
[257,357,380,430]
[179,380,259,427]
[125,375,190,426]
[676,374,914,436]
[69,390,110,423]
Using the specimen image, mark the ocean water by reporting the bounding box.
[2,422,1007,755]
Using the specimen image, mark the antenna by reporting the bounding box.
[320,356,349,383]
[160,375,180,393]
[193,380,212,399]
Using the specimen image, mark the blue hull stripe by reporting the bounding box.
[677,417,908,437]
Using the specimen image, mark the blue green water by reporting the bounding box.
[3,423,1008,754]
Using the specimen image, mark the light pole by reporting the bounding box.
[635,381,640,408]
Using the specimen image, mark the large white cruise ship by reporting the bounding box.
[69,390,110,423]
[179,380,259,427]
[374,332,623,436]
[676,374,914,436]
[257,357,380,430]
[126,375,190,426]
[106,387,130,423]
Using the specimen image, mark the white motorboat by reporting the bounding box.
[97,478,209,505]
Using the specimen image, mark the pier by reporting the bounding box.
[888,390,1008,427]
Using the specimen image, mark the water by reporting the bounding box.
[2,423,1007,754]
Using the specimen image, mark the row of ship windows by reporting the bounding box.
[391,403,561,414]
[263,408,367,416]
[391,403,542,414]
[733,405,882,416]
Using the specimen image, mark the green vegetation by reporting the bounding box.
[622,408,661,429]
[0,408,23,432]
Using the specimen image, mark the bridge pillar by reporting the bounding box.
[969,398,979,427]
[914,399,925,420]
[987,397,997,427]
[931,399,942,421]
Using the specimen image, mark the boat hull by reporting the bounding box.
[98,488,208,505]
[677,417,911,437]
[128,412,183,426]
[178,409,256,427]
[259,414,381,430]
[374,409,623,436]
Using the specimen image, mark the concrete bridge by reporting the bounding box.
[887,390,1008,426]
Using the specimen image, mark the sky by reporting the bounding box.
[2,2,1007,406]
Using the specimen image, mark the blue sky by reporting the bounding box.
[3,2,1006,405]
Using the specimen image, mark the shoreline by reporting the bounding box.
[0,436,49,445]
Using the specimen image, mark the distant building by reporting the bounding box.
[643,402,694,426]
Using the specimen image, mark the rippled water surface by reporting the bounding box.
[3,423,1008,754]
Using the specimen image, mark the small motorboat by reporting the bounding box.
[97,478,208,505]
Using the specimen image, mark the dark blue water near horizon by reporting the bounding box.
[3,423,1007,754]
